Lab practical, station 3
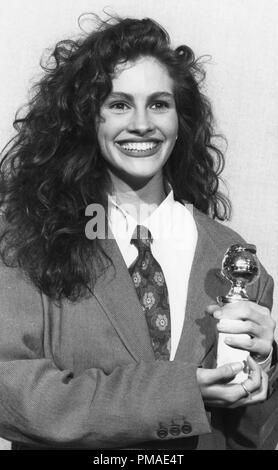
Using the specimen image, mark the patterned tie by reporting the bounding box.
[129,225,171,360]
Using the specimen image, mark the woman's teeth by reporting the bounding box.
[118,142,159,152]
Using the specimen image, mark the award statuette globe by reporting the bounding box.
[216,244,260,383]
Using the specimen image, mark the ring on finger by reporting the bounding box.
[241,382,251,398]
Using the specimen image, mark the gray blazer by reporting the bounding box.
[0,207,276,450]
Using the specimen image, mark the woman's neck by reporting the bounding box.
[108,171,167,221]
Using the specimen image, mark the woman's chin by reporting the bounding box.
[109,165,161,189]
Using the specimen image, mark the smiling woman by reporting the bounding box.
[0,14,277,451]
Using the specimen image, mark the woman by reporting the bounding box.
[0,15,276,450]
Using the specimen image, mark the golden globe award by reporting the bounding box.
[216,244,260,383]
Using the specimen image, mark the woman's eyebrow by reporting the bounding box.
[150,92,174,100]
[107,91,174,101]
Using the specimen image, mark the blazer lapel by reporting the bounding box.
[175,209,227,366]
[92,236,154,363]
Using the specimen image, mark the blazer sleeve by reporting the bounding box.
[223,269,278,449]
[0,264,210,449]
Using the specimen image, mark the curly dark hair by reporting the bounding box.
[0,15,231,301]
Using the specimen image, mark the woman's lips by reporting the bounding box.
[115,141,162,157]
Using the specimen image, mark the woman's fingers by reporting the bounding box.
[233,372,268,407]
[197,357,268,408]
[239,356,261,393]
[217,318,260,336]
[206,304,220,315]
[207,301,274,330]
[197,362,244,386]
[223,334,271,359]
[206,301,275,359]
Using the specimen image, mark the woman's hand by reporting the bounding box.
[207,301,275,361]
[197,356,268,408]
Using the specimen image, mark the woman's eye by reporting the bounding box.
[150,101,170,111]
[109,102,129,112]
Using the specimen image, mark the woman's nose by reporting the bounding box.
[127,109,155,134]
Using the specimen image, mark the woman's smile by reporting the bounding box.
[115,139,163,157]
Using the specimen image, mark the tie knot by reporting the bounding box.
[131,225,153,251]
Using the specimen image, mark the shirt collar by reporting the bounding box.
[108,189,175,243]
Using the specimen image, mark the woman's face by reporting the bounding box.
[97,56,178,185]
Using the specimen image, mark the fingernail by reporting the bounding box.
[231,362,244,374]
[243,360,250,374]
[225,337,232,344]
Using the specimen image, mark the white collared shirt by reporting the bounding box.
[108,190,198,360]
